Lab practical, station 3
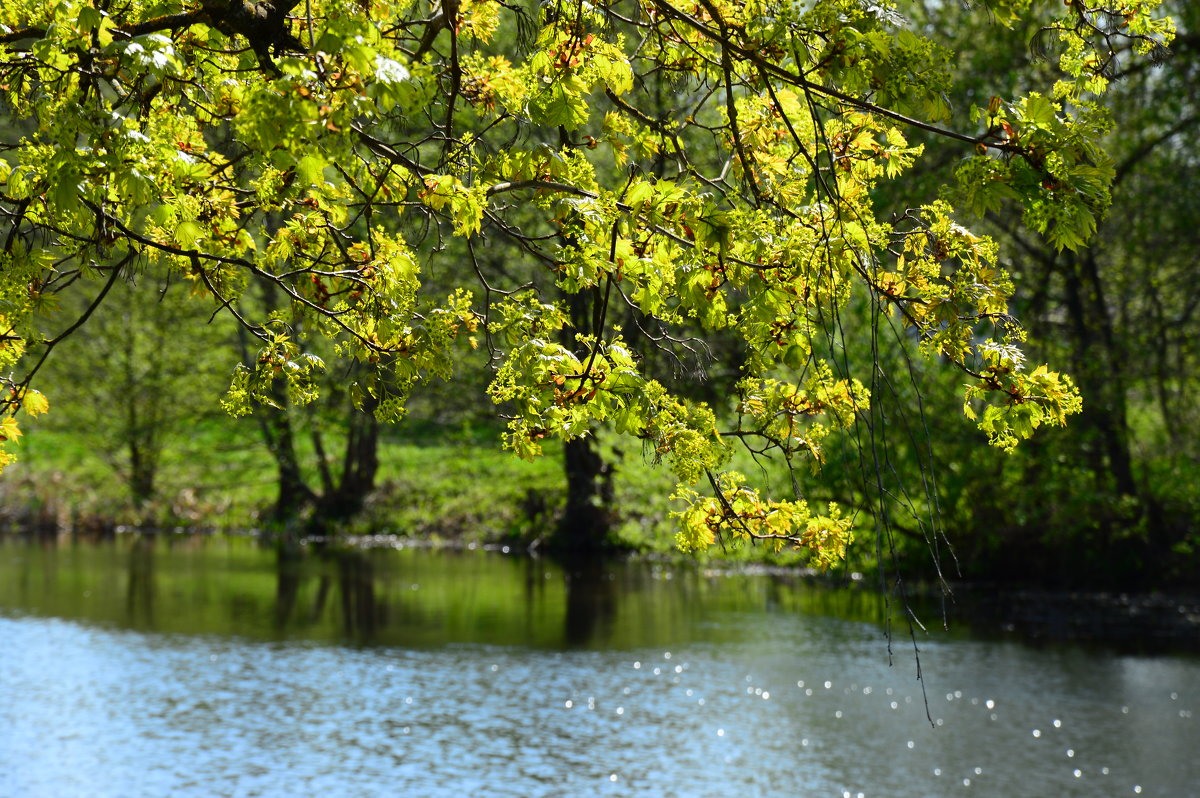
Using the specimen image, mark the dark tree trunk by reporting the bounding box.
[554,285,615,550]
[558,434,614,550]
[1062,250,1137,499]
[316,400,380,521]
[128,440,156,507]
[263,395,316,521]
[235,310,316,523]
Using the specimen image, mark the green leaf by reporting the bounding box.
[297,154,327,186]
[175,221,202,249]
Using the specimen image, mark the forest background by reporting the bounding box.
[1,0,1197,592]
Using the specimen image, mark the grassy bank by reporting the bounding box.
[0,414,822,567]
[1,418,559,538]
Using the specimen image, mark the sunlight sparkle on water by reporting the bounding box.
[2,545,1198,798]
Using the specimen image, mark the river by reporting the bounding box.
[0,534,1196,797]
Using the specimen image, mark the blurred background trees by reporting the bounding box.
[802,0,1200,587]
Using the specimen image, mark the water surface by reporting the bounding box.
[0,535,1196,797]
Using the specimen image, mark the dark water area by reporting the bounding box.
[0,534,1197,797]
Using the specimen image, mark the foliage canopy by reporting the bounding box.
[0,0,1173,562]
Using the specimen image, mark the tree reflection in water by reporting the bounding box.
[560,553,617,648]
[125,535,156,629]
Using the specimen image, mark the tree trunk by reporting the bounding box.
[264,402,316,521]
[553,283,615,551]
[128,439,156,507]
[316,399,380,521]
[1062,250,1137,498]
[557,434,614,550]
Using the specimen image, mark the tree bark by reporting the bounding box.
[316,398,380,522]
[1062,250,1137,498]
[554,284,615,550]
[557,434,614,550]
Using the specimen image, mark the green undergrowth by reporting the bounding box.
[0,414,821,567]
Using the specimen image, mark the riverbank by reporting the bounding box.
[6,421,1199,590]
[0,423,806,564]
[0,419,824,565]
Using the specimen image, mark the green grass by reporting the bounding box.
[1,414,561,537]
[1,411,822,567]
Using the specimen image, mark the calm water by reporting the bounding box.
[0,535,1197,797]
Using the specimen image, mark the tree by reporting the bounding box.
[31,273,235,506]
[231,279,388,524]
[957,1,1200,585]
[818,0,1200,588]
[0,0,1174,562]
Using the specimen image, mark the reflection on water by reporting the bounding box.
[0,535,1197,797]
[0,535,902,649]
